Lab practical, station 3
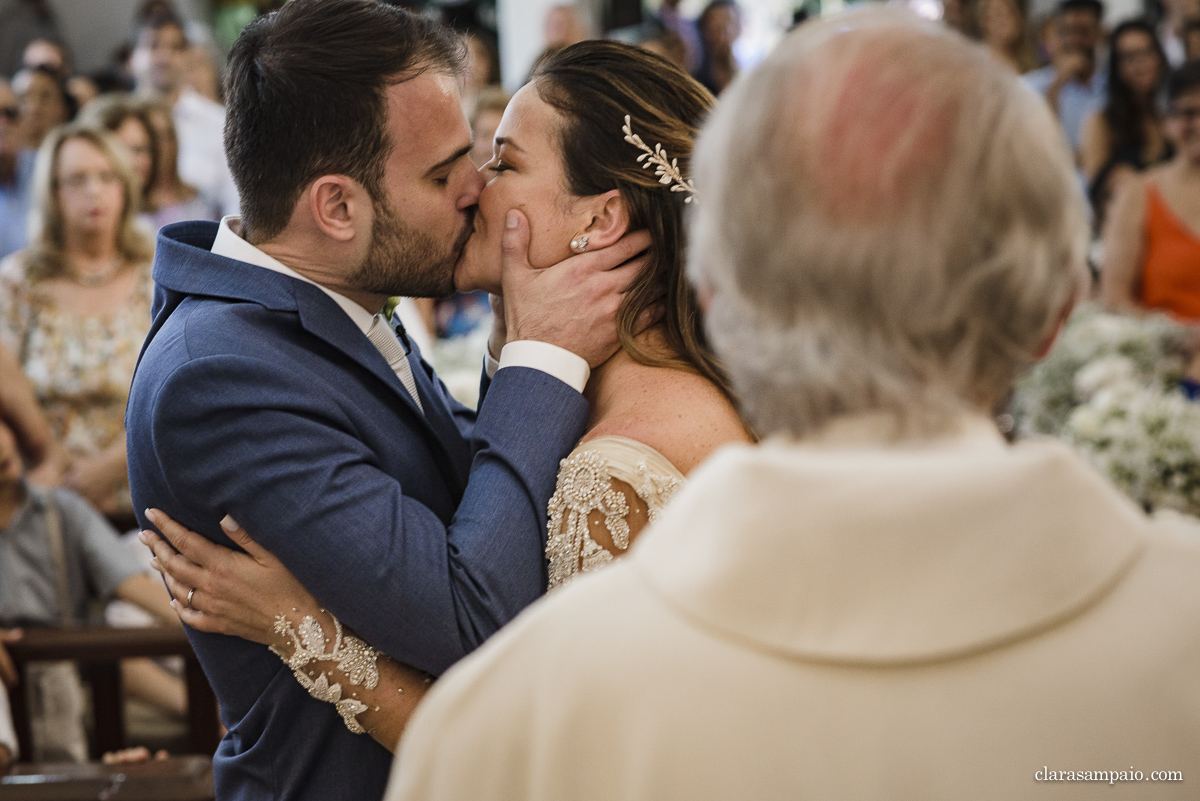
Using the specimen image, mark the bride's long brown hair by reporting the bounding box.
[530,41,731,400]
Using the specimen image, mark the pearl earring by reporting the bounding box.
[570,234,589,253]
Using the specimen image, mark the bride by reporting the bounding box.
[142,40,751,748]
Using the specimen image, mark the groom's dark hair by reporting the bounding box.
[224,0,466,243]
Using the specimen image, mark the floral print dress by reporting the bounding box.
[0,254,154,513]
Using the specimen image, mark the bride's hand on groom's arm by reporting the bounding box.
[499,209,663,368]
[139,509,321,649]
[142,510,434,751]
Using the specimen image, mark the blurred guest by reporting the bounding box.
[140,98,217,225]
[1023,0,1106,153]
[66,76,100,109]
[1160,0,1200,66]
[1184,17,1200,60]
[130,11,238,216]
[942,0,978,37]
[0,80,36,259]
[0,416,183,762]
[1102,59,1200,320]
[695,0,741,95]
[12,65,74,150]
[656,0,702,73]
[0,125,154,516]
[468,86,509,168]
[1035,11,1058,65]
[977,0,1038,73]
[1081,20,1171,224]
[544,4,588,49]
[79,95,156,198]
[0,0,59,76]
[461,30,500,116]
[82,94,215,229]
[386,11,1200,800]
[465,30,500,93]
[1,343,48,473]
[639,27,690,72]
[20,37,67,75]
[183,44,221,104]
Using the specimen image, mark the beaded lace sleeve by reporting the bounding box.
[545,435,685,589]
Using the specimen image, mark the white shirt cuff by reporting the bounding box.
[495,340,589,393]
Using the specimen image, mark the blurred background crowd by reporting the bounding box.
[0,0,1199,775]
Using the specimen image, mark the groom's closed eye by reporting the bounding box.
[425,144,474,186]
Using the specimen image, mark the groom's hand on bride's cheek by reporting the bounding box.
[500,209,653,368]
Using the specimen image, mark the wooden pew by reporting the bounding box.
[5,627,220,761]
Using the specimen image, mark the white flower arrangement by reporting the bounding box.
[1012,303,1199,516]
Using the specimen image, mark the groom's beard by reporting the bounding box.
[350,199,473,299]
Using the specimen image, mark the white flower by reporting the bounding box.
[1073,355,1137,401]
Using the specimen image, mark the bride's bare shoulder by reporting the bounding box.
[582,367,751,475]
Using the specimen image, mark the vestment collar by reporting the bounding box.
[631,413,1148,664]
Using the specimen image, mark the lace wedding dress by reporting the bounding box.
[545,435,685,589]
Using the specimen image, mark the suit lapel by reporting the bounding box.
[402,332,473,492]
[294,287,469,498]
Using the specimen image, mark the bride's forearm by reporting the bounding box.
[270,610,433,752]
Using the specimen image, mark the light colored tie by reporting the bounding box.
[366,314,424,414]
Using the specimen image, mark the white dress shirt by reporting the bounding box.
[210,217,589,394]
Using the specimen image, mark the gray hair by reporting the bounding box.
[688,7,1088,439]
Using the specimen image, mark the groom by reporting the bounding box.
[126,2,646,800]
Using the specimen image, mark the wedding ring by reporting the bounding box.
[186,588,196,609]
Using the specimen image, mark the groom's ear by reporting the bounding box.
[308,175,362,243]
[580,190,629,250]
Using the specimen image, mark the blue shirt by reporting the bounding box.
[1024,66,1107,152]
[0,482,142,627]
[0,150,35,260]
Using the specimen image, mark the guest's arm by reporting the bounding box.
[1079,112,1110,182]
[115,572,184,630]
[1100,174,1148,314]
[0,342,54,469]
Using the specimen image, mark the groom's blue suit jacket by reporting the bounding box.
[126,222,589,801]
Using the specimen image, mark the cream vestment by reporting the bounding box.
[387,416,1200,801]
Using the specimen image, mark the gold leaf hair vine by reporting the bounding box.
[621,115,697,204]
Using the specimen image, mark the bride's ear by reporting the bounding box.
[578,190,629,250]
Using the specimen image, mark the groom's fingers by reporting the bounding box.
[631,299,666,337]
[594,229,653,273]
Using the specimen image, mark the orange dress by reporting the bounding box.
[1141,184,1200,320]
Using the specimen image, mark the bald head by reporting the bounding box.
[690,8,1087,438]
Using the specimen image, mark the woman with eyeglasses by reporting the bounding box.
[0,124,154,515]
[1103,60,1200,326]
[1080,20,1172,228]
